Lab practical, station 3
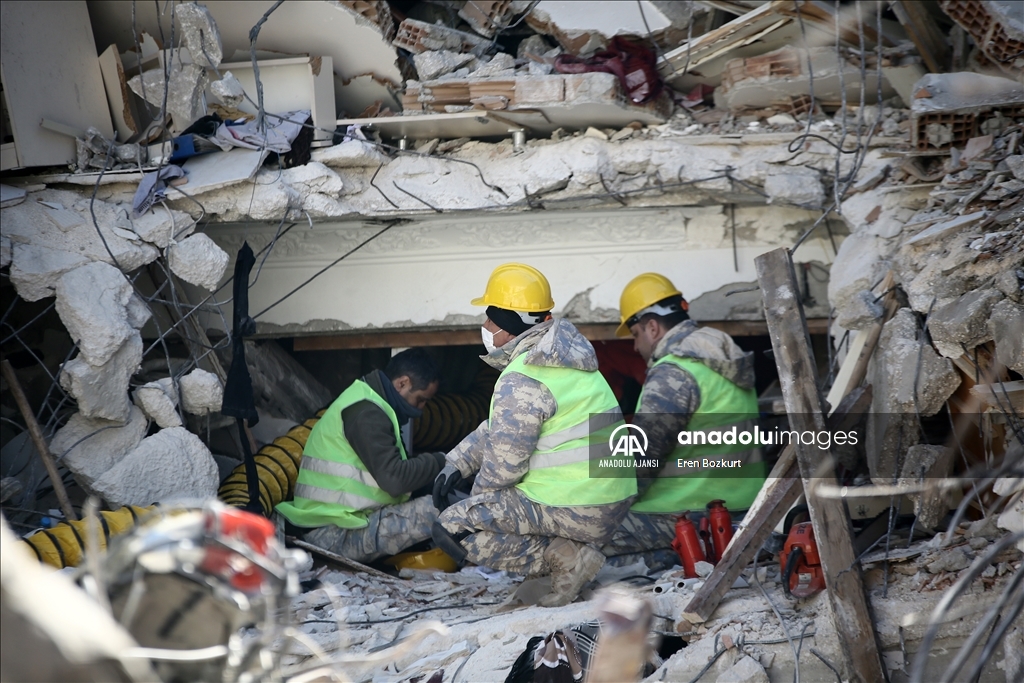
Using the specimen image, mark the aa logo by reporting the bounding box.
[609,424,648,457]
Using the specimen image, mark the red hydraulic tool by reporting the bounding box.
[671,514,706,578]
[706,499,734,563]
[780,522,826,598]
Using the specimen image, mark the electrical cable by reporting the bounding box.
[752,552,802,683]
[302,601,501,627]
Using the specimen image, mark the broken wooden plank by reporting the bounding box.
[1,360,78,522]
[290,537,404,583]
[755,247,886,683]
[681,386,874,625]
[890,0,951,74]
[969,380,1024,413]
[681,449,800,625]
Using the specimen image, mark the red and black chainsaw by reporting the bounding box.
[780,521,826,598]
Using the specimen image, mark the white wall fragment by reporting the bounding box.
[168,233,229,291]
[59,333,143,423]
[49,406,148,491]
[180,368,223,416]
[89,427,219,506]
[133,378,182,429]
[55,262,135,366]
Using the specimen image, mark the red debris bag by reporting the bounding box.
[554,36,663,104]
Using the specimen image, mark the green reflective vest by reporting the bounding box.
[276,380,408,529]
[501,354,637,506]
[630,355,766,514]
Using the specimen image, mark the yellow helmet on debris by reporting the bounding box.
[471,263,555,312]
[617,273,683,337]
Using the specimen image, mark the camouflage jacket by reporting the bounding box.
[446,318,603,495]
[633,320,756,489]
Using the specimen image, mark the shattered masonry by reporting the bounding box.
[0,2,1022,683]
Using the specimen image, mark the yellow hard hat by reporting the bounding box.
[616,273,683,337]
[471,263,555,312]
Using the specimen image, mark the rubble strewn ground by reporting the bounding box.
[1,1,1022,681]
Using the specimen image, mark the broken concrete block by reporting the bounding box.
[393,18,491,55]
[49,406,148,492]
[926,546,971,574]
[997,494,1024,553]
[994,268,1023,302]
[133,378,181,429]
[765,167,824,208]
[767,112,797,126]
[513,75,565,105]
[280,162,344,196]
[867,309,960,481]
[59,334,143,423]
[168,233,229,291]
[125,293,152,331]
[55,262,135,366]
[927,288,1004,359]
[0,234,10,269]
[174,3,222,68]
[9,244,90,302]
[835,289,884,331]
[310,139,389,168]
[130,206,195,248]
[180,369,223,415]
[129,61,209,133]
[89,427,219,506]
[562,72,619,104]
[584,127,609,140]
[413,50,475,81]
[211,71,244,107]
[904,211,987,247]
[827,231,892,325]
[989,299,1024,375]
[899,444,955,529]
[471,52,515,78]
[1005,155,1024,181]
[717,655,770,683]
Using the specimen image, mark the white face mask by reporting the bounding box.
[481,326,498,354]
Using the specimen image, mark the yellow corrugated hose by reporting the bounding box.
[218,411,324,516]
[21,505,157,569]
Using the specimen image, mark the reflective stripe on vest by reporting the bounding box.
[275,379,408,529]
[495,353,637,507]
[630,355,764,514]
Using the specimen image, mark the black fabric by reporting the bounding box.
[180,113,223,137]
[221,243,258,424]
[503,623,600,683]
[377,369,423,424]
[221,243,259,513]
[341,372,443,497]
[486,306,549,337]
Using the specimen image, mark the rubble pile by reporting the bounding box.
[0,1,1022,682]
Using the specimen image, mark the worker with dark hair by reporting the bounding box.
[276,347,446,562]
[601,273,765,562]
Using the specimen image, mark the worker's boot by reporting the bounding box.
[431,521,469,564]
[539,538,605,607]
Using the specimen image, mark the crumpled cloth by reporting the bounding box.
[504,621,601,683]
[211,109,310,153]
[132,165,185,217]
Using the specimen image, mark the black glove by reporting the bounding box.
[432,463,463,512]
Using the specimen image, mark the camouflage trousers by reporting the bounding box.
[302,495,437,564]
[438,487,632,576]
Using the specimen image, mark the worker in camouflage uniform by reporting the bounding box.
[276,348,445,563]
[601,273,764,561]
[432,263,637,606]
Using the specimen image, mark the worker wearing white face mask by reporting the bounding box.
[431,263,636,606]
